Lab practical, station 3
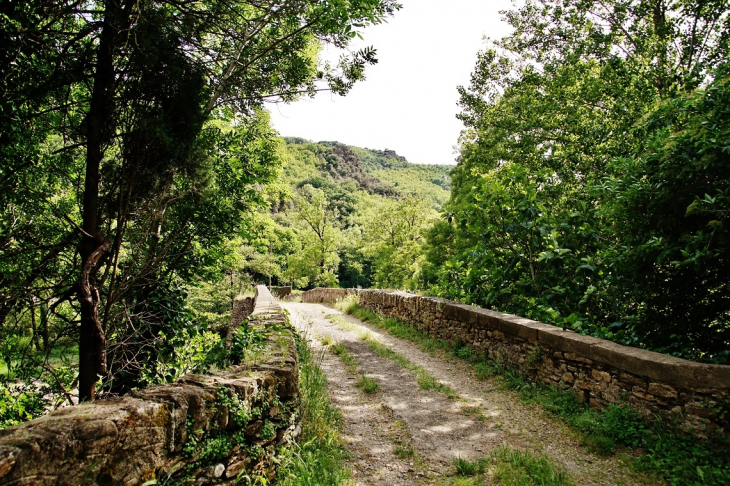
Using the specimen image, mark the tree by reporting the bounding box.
[1,0,400,400]
[289,185,343,287]
[427,0,730,360]
[362,195,433,289]
[599,65,730,360]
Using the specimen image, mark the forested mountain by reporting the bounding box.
[232,138,451,294]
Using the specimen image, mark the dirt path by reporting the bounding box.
[284,302,654,485]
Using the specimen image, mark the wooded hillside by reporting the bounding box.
[238,138,451,291]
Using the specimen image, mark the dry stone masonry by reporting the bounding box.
[0,286,298,485]
[301,288,352,304]
[302,287,730,437]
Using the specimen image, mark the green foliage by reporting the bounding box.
[425,0,730,361]
[142,329,222,386]
[227,324,271,366]
[355,375,380,394]
[0,382,49,428]
[453,457,487,477]
[258,138,451,291]
[0,0,401,405]
[276,333,351,485]
[172,387,275,484]
[370,165,451,208]
[140,319,278,388]
[288,185,344,288]
[361,195,436,289]
[597,69,730,361]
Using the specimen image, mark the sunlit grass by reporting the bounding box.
[329,343,358,374]
[325,314,356,331]
[490,446,571,486]
[356,375,380,394]
[358,333,458,400]
[333,294,359,314]
[453,457,487,476]
[276,337,352,485]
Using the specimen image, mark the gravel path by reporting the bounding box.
[284,302,655,486]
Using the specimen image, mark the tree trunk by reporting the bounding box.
[40,299,49,352]
[30,299,41,353]
[78,0,126,402]
[78,239,111,401]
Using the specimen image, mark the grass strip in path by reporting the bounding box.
[489,446,573,486]
[445,446,571,486]
[324,313,458,400]
[325,337,382,397]
[341,302,730,486]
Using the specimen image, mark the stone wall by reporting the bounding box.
[303,287,730,437]
[271,286,292,299]
[301,287,356,304]
[0,286,298,485]
[231,297,254,328]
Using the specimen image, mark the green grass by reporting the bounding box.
[490,446,571,486]
[449,448,570,485]
[325,313,355,331]
[328,338,380,396]
[394,444,414,459]
[453,457,487,476]
[356,375,380,394]
[416,373,458,398]
[446,478,483,486]
[329,343,357,374]
[333,294,359,314]
[344,304,730,486]
[325,311,458,399]
[276,336,351,485]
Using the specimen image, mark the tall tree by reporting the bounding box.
[1,0,400,400]
[428,0,730,360]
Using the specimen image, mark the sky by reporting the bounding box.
[267,0,518,166]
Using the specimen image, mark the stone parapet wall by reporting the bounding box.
[271,286,292,299]
[0,286,298,485]
[351,290,728,437]
[301,287,358,304]
[231,297,254,327]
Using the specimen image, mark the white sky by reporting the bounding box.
[267,0,518,166]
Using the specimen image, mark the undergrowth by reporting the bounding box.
[276,333,351,485]
[345,304,730,486]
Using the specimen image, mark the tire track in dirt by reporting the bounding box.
[285,302,655,486]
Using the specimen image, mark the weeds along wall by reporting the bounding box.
[0,286,299,485]
[302,287,730,438]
